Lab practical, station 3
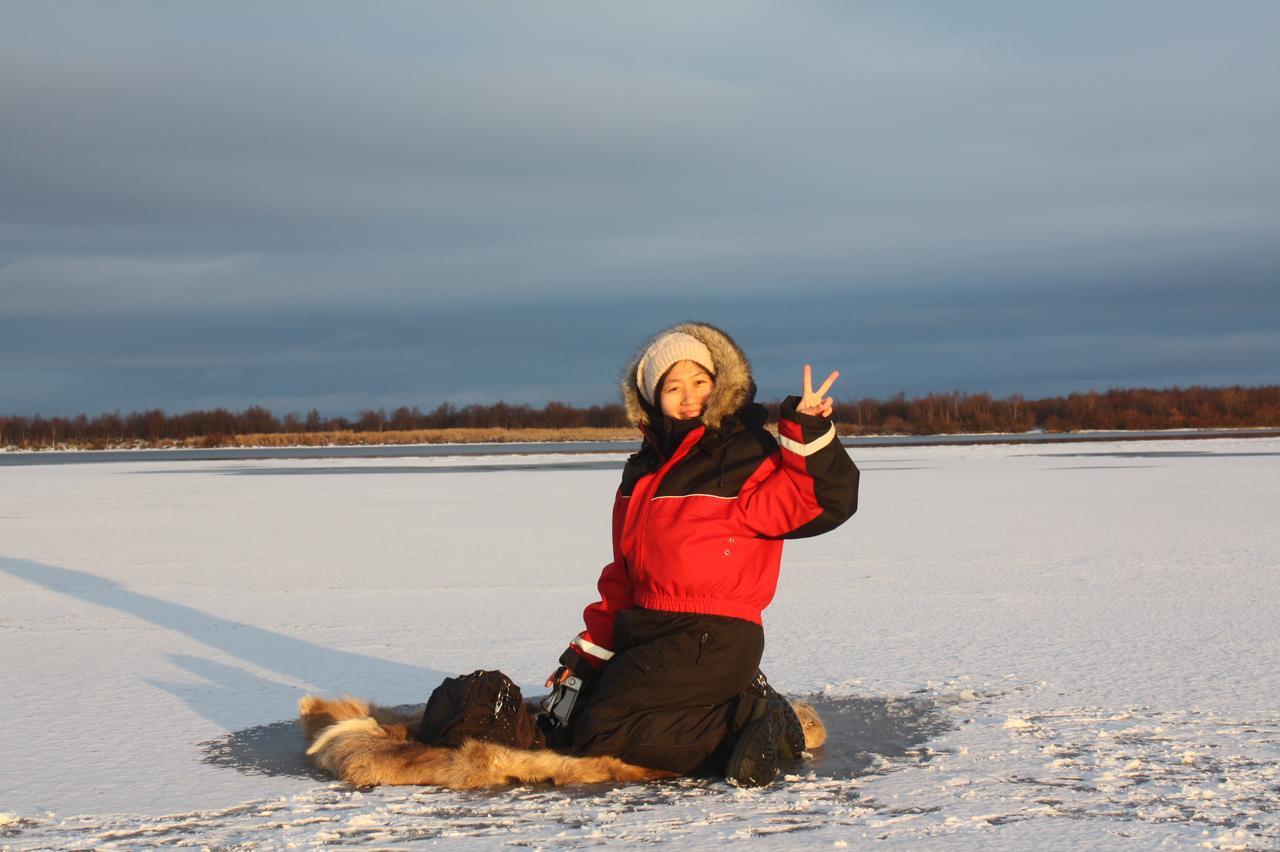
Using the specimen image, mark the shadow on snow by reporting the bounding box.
[199,693,952,785]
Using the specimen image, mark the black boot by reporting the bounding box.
[749,670,806,761]
[724,696,781,787]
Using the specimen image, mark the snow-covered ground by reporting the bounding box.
[1,438,1277,849]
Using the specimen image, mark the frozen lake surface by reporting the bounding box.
[1,438,1277,848]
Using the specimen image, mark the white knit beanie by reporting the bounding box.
[635,331,716,407]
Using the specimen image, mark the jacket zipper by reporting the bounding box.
[633,426,704,583]
[697,631,709,664]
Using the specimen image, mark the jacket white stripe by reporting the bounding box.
[778,423,837,457]
[651,493,739,501]
[571,635,615,661]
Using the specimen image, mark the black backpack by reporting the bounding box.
[415,670,546,750]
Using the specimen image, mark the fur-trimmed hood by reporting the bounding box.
[621,322,755,431]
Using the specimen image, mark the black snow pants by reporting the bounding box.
[568,607,764,776]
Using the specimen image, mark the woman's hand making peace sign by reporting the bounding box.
[797,364,839,418]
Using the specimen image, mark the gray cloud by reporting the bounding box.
[1,2,1278,416]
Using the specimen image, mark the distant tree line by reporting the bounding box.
[822,384,1280,435]
[0,401,627,449]
[2,385,1278,449]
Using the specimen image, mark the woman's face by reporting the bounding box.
[659,360,715,420]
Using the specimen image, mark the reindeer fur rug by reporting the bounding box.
[299,694,827,789]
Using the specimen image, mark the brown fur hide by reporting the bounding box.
[299,694,826,789]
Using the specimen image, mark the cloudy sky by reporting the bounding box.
[3,2,1278,417]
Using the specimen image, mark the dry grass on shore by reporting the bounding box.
[7,427,637,451]
[188,427,640,449]
[10,424,818,452]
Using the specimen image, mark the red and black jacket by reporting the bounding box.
[563,394,859,670]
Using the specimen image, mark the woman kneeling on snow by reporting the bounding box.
[545,322,859,786]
